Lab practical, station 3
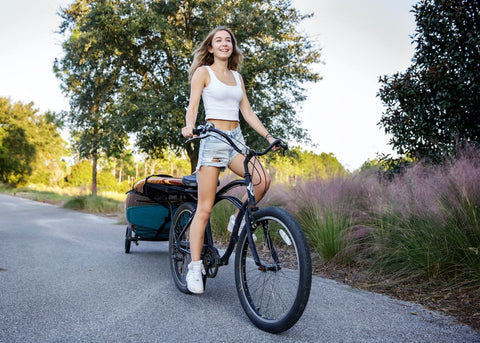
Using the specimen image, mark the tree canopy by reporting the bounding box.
[55,0,322,174]
[0,98,67,186]
[378,0,480,162]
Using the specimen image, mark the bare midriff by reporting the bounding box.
[207,119,239,131]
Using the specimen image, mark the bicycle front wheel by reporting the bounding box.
[235,207,312,333]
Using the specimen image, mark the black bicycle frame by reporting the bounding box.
[180,123,286,269]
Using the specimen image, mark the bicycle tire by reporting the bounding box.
[125,226,132,254]
[234,207,312,333]
[169,202,196,294]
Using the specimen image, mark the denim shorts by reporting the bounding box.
[196,126,247,172]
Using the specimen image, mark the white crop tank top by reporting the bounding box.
[202,65,244,121]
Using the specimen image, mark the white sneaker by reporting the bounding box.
[227,214,243,233]
[186,260,205,294]
[227,214,256,241]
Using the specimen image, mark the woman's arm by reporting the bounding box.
[238,74,276,144]
[182,67,209,137]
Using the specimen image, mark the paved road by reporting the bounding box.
[0,194,478,343]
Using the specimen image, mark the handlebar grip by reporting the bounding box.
[178,127,202,138]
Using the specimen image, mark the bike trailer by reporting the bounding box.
[125,190,173,240]
[124,174,196,252]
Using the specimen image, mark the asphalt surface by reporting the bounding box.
[0,193,479,343]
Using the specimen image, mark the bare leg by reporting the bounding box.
[189,166,220,261]
[228,154,271,211]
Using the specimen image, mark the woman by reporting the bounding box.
[181,26,277,294]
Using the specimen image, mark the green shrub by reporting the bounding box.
[297,205,354,263]
[371,155,480,288]
[64,195,122,213]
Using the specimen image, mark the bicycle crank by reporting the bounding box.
[203,246,220,278]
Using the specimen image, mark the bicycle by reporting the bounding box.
[169,122,312,333]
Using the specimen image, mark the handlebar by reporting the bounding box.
[187,122,288,157]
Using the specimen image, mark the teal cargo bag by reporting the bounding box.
[126,204,172,240]
[125,190,177,241]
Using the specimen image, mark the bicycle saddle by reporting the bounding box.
[181,174,219,187]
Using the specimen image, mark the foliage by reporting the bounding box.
[54,0,131,194]
[66,160,92,186]
[0,98,67,187]
[358,158,380,173]
[378,0,480,162]
[282,149,480,287]
[251,149,480,290]
[97,170,118,192]
[371,154,480,286]
[291,176,372,263]
[375,154,413,180]
[64,152,191,192]
[55,0,322,172]
[0,125,35,187]
[265,147,346,183]
[210,199,236,242]
[297,205,354,263]
[139,150,191,178]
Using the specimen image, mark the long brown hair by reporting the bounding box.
[188,26,243,81]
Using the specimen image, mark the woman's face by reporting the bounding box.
[209,30,233,60]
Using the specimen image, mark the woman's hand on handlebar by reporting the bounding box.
[181,125,194,138]
[267,135,281,151]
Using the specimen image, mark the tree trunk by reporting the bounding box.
[91,154,98,196]
[118,161,123,184]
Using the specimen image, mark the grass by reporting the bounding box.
[0,183,125,216]
[0,185,72,203]
[64,195,124,213]
[297,205,354,263]
[252,153,480,292]
[210,200,236,242]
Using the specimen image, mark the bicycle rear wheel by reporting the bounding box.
[234,207,312,333]
[169,202,196,294]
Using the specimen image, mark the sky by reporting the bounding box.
[0,0,417,171]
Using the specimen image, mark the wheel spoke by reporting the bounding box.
[235,207,312,333]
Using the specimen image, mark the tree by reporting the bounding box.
[55,0,130,195]
[0,126,35,186]
[0,98,66,187]
[378,0,480,162]
[55,0,322,173]
[25,111,68,186]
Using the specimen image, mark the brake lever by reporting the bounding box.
[272,139,288,149]
[278,140,288,150]
[273,139,288,156]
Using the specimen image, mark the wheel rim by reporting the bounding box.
[239,216,301,322]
